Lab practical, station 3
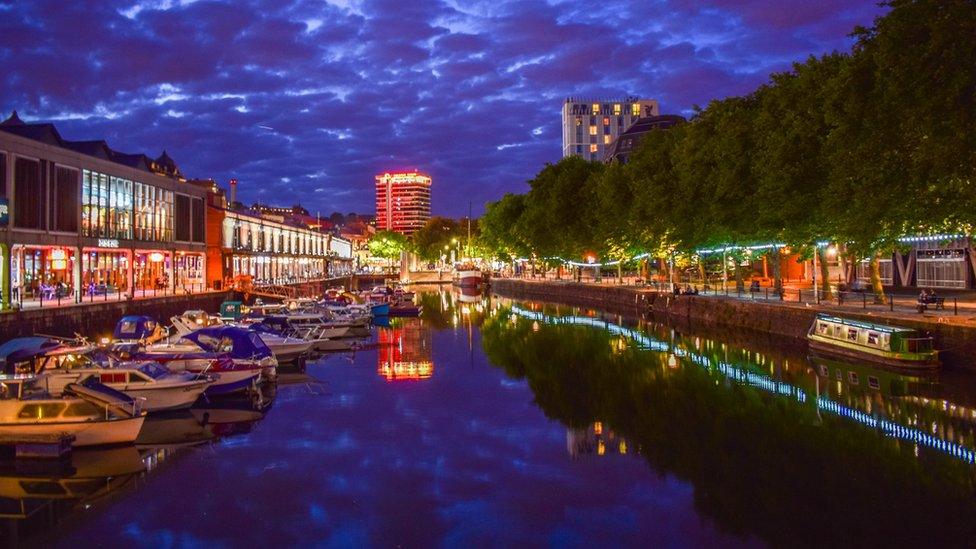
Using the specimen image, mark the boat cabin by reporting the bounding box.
[811,314,934,355]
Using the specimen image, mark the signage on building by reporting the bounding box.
[97,238,120,248]
[0,198,8,227]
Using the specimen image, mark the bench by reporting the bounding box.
[917,296,945,313]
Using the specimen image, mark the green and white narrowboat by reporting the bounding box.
[806,313,939,371]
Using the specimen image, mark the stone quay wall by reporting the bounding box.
[0,292,233,341]
[490,278,976,370]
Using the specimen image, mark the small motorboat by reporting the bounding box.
[171,312,312,364]
[30,344,212,412]
[0,338,147,447]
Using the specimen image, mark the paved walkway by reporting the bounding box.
[500,275,976,327]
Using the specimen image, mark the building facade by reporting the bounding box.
[375,171,431,235]
[0,112,208,310]
[205,198,353,289]
[561,98,659,160]
[603,115,686,164]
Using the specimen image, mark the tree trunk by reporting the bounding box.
[838,244,850,287]
[819,247,833,300]
[771,249,783,295]
[869,251,887,304]
[698,261,706,286]
[617,261,623,284]
[735,261,745,293]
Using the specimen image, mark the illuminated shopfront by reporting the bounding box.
[0,112,208,309]
[10,245,76,301]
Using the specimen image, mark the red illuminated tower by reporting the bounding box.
[374,171,431,235]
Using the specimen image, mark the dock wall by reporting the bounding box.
[490,279,976,370]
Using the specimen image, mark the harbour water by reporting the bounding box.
[7,287,976,546]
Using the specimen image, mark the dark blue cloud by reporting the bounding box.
[0,0,886,216]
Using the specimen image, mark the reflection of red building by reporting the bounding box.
[374,171,431,235]
[377,320,433,381]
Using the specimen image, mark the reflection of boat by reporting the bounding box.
[456,287,482,303]
[807,314,939,371]
[135,411,216,449]
[389,303,422,317]
[808,355,936,396]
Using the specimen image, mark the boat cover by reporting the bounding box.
[113,316,160,341]
[0,337,61,370]
[181,327,273,360]
[65,376,140,417]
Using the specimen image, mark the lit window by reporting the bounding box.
[631,103,640,116]
[588,125,597,135]
[602,117,609,126]
[589,144,598,153]
[603,135,611,144]
[613,104,621,115]
[575,116,582,126]
[591,103,600,115]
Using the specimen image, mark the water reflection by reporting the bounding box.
[484,301,976,545]
[377,319,434,382]
[0,386,274,545]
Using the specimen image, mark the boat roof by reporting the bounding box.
[815,313,916,334]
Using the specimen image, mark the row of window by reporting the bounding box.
[0,151,203,244]
[223,217,333,256]
[568,103,643,116]
[855,257,968,288]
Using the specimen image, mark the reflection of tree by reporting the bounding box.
[413,290,491,331]
[481,308,976,546]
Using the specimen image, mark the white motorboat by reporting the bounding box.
[171,312,312,363]
[0,338,147,449]
[34,351,212,412]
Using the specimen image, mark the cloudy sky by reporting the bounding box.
[0,0,885,217]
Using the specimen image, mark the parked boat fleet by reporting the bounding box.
[0,285,420,449]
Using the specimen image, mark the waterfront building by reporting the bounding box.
[603,115,686,164]
[375,171,431,235]
[201,182,352,289]
[561,97,659,160]
[0,111,207,310]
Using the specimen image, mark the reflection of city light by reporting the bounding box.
[619,441,627,454]
[593,421,602,435]
[511,305,976,464]
[461,305,470,315]
[378,361,433,381]
[597,441,605,455]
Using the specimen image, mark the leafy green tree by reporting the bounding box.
[367,230,409,270]
[411,217,463,263]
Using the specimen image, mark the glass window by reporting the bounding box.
[613,104,621,115]
[868,376,880,390]
[591,103,600,115]
[856,259,893,286]
[589,125,597,136]
[13,157,43,229]
[0,152,6,198]
[631,103,640,116]
[847,328,857,341]
[589,144,598,153]
[17,403,65,419]
[916,257,966,288]
[848,372,859,385]
[64,401,100,417]
[602,117,609,126]
[867,332,879,346]
[603,135,611,145]
[51,166,79,232]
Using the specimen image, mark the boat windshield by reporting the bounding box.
[136,361,171,379]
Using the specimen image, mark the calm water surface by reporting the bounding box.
[8,288,976,547]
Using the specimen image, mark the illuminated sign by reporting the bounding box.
[98,239,120,248]
[149,252,165,263]
[375,172,431,185]
[0,198,7,227]
[51,248,68,270]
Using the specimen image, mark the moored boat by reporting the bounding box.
[453,265,482,288]
[806,313,940,371]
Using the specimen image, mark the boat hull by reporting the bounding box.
[204,370,261,395]
[454,270,482,287]
[0,414,146,447]
[807,338,940,372]
[124,382,209,411]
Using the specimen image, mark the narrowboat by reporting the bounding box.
[806,313,939,371]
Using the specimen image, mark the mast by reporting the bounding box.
[467,201,472,259]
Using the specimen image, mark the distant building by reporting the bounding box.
[561,97,659,160]
[604,115,686,164]
[375,171,431,235]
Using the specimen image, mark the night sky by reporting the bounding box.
[0,0,886,217]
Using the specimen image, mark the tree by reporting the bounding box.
[367,230,409,271]
[412,217,463,263]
